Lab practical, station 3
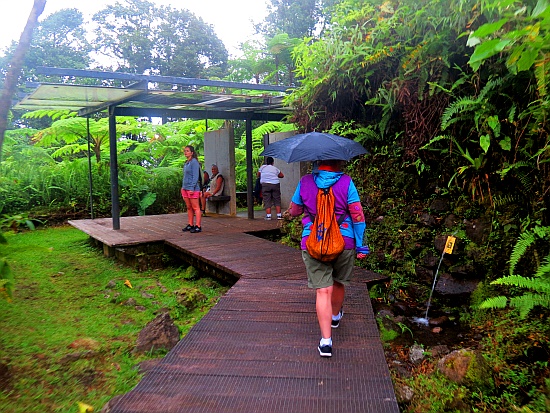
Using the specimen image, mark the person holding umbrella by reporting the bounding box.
[262,132,369,358]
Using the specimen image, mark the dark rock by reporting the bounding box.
[429,315,449,326]
[450,264,478,279]
[430,345,450,358]
[415,266,434,283]
[435,273,480,295]
[434,235,448,253]
[134,313,180,354]
[444,214,460,228]
[395,383,414,403]
[123,297,137,306]
[392,363,412,379]
[423,253,438,268]
[392,301,414,317]
[0,362,12,392]
[429,198,450,213]
[141,292,154,299]
[106,280,116,289]
[464,217,491,244]
[420,212,437,227]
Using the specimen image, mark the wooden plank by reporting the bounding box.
[68,214,399,413]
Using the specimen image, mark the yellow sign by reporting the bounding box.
[444,236,456,254]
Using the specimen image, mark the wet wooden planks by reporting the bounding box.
[68,214,398,412]
[109,279,398,413]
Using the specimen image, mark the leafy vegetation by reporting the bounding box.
[0,226,229,412]
[2,0,550,411]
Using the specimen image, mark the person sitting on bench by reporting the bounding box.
[200,164,225,212]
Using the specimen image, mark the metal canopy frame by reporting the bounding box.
[14,67,293,228]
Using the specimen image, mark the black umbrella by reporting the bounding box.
[260,131,368,162]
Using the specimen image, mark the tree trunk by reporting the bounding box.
[0,0,47,163]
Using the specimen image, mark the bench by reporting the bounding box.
[207,195,231,214]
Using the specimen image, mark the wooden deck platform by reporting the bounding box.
[69,213,399,413]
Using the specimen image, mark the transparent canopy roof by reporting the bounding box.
[14,68,292,121]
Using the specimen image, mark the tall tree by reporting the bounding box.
[256,0,327,38]
[0,0,47,163]
[1,8,91,83]
[25,8,91,73]
[93,0,228,78]
[155,7,227,78]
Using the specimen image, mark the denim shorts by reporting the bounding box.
[302,249,355,289]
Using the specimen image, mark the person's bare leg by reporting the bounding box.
[190,198,201,227]
[332,281,345,316]
[183,198,194,226]
[316,285,333,339]
[275,205,282,214]
[199,193,206,212]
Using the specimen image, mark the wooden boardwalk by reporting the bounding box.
[69,213,399,413]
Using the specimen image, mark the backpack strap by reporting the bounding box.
[304,180,350,225]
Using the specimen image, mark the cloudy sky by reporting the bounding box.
[0,0,268,57]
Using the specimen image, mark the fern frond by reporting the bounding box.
[492,275,550,293]
[510,293,550,318]
[478,295,508,309]
[420,135,451,150]
[478,77,505,101]
[516,170,535,193]
[51,144,88,159]
[532,226,550,239]
[509,230,537,275]
[493,194,522,208]
[441,98,478,130]
[534,56,548,98]
[534,254,550,278]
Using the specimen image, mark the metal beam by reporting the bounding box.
[245,114,255,219]
[36,66,290,93]
[108,106,121,230]
[112,107,289,121]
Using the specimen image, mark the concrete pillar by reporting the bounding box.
[203,124,236,216]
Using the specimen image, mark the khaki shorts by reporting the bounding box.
[302,249,355,289]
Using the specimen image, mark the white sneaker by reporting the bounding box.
[264,216,272,220]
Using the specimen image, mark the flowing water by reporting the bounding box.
[412,232,458,326]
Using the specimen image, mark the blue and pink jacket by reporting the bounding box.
[290,169,367,252]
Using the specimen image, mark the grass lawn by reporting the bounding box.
[0,225,229,413]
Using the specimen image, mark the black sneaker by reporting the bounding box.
[190,226,202,233]
[318,344,332,357]
[331,309,343,328]
[182,224,193,232]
